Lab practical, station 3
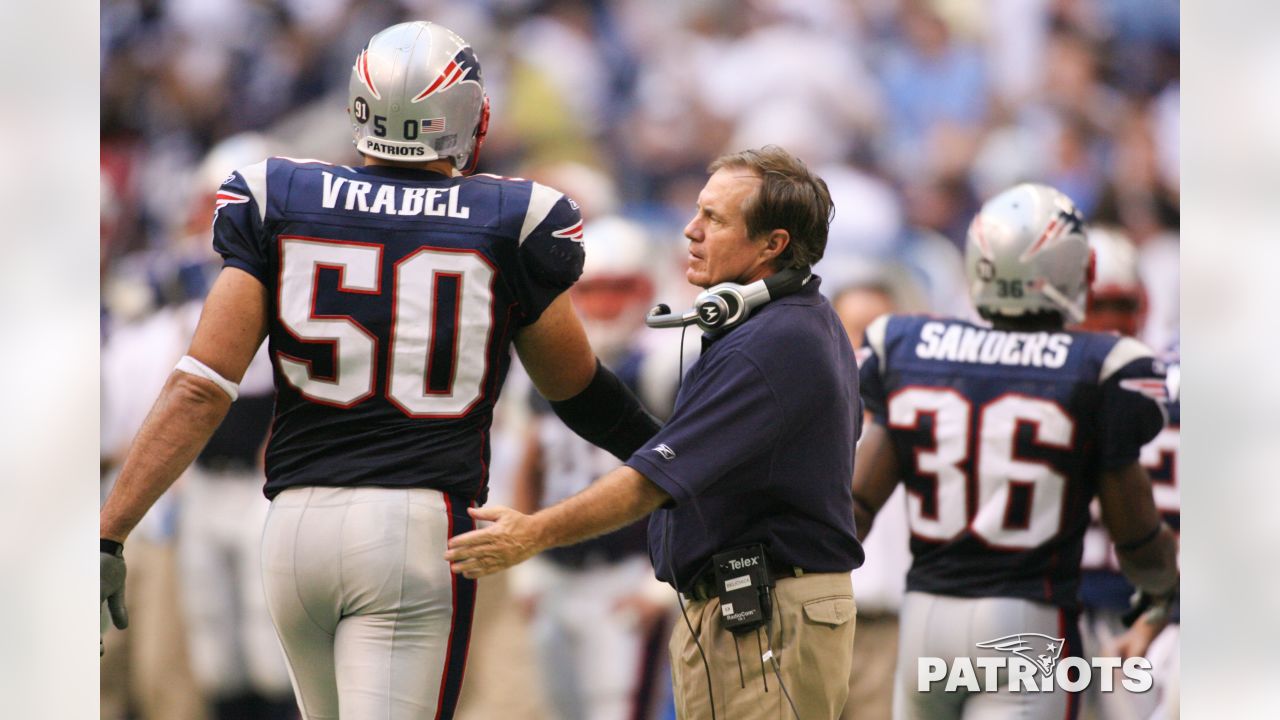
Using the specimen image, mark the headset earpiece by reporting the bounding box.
[645,267,811,333]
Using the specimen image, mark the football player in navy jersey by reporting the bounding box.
[100,21,659,720]
[1075,227,1180,720]
[510,216,677,720]
[851,184,1178,720]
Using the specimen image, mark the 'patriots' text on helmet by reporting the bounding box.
[964,183,1090,323]
[349,22,490,171]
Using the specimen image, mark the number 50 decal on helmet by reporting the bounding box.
[348,21,490,173]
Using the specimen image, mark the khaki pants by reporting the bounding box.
[670,572,856,720]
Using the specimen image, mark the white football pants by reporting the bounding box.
[894,591,1082,720]
[261,486,476,720]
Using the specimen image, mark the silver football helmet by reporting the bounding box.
[964,183,1090,323]
[348,21,489,171]
[1087,225,1142,295]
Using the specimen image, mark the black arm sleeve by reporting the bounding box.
[549,359,662,461]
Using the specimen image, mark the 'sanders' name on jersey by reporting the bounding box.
[914,321,1072,369]
[321,170,471,218]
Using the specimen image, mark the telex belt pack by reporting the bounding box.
[684,545,804,602]
[684,545,806,633]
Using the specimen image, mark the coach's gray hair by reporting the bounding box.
[708,145,834,270]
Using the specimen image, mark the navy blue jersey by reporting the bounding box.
[630,278,864,590]
[860,315,1166,609]
[1080,351,1180,612]
[212,159,585,501]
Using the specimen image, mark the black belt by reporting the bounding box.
[684,562,805,603]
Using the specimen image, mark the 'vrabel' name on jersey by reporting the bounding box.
[320,170,472,218]
[914,320,1072,369]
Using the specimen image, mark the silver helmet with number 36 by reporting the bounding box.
[348,21,490,172]
[964,183,1091,323]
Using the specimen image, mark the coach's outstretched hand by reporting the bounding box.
[445,506,541,579]
[100,541,128,656]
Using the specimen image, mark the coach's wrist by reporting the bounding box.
[525,513,556,555]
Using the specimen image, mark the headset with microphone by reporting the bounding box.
[645,267,811,334]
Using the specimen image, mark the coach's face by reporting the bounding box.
[684,168,781,288]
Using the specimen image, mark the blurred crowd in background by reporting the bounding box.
[99,1,1179,718]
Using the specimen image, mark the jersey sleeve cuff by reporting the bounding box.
[625,454,694,507]
[221,257,269,286]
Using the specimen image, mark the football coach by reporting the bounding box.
[447,146,864,719]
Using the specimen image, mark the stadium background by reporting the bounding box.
[97,1,1180,718]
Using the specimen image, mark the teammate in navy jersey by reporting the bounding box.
[851,184,1179,720]
[1075,227,1181,720]
[510,216,678,720]
[100,21,659,720]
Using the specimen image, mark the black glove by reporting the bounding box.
[100,539,128,656]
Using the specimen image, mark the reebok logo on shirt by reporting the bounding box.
[653,444,676,461]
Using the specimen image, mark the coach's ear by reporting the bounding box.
[757,229,790,267]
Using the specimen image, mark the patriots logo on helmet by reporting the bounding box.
[976,634,1065,678]
[212,190,250,225]
[412,46,482,103]
[353,48,381,100]
[1022,204,1086,261]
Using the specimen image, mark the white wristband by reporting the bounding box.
[174,355,240,401]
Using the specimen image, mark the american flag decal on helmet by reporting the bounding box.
[422,117,446,132]
[213,190,250,225]
[552,221,584,243]
[354,48,381,100]
[412,46,481,103]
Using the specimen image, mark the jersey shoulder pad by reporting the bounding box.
[863,313,891,358]
[515,181,585,290]
[230,159,271,222]
[211,160,271,281]
[1099,335,1154,384]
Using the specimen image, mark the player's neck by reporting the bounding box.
[363,156,458,176]
[989,314,1065,333]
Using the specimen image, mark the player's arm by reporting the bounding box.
[851,421,902,542]
[515,293,661,460]
[445,465,670,579]
[100,268,269,543]
[1097,461,1179,604]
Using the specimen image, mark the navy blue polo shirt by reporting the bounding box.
[627,276,865,590]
